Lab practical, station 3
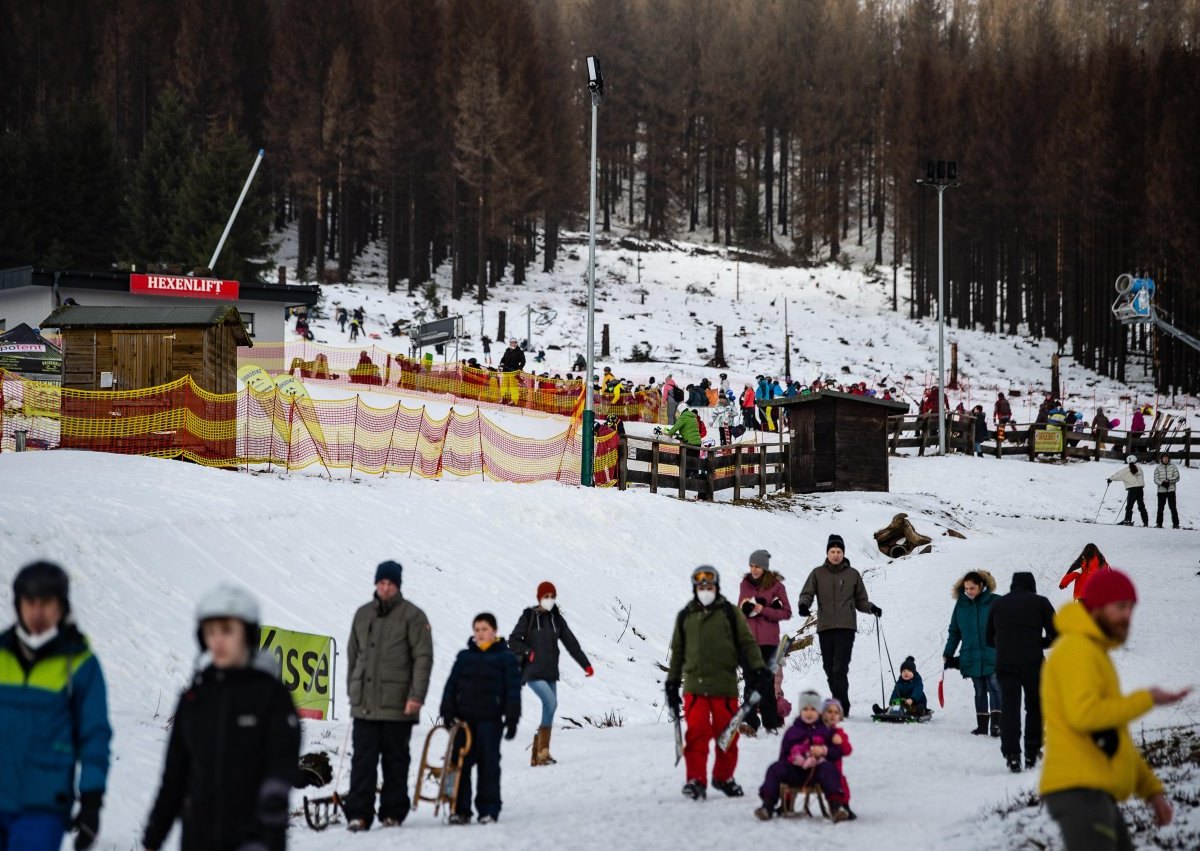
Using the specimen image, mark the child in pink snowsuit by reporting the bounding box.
[754,690,849,821]
[822,698,855,819]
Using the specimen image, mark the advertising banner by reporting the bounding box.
[1033,428,1063,454]
[259,625,334,720]
[130,273,240,300]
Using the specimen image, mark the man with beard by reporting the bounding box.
[1040,570,1190,851]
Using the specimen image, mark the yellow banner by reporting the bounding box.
[1033,429,1063,453]
[260,625,334,720]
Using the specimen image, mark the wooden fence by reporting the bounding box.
[888,413,1194,466]
[616,435,788,500]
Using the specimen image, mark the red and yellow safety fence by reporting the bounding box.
[0,369,619,485]
[237,341,665,424]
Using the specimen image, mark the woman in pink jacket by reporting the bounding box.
[737,549,793,734]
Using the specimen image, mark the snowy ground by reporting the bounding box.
[276,226,1197,426]
[1,449,1197,849]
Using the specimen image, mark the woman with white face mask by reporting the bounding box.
[508,582,593,766]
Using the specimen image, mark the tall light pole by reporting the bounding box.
[917,159,959,456]
[581,56,604,486]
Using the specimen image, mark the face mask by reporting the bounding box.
[16,624,59,651]
[540,597,556,611]
[696,589,716,607]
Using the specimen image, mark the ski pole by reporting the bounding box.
[1092,482,1111,523]
[877,614,896,684]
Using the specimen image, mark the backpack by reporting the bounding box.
[673,601,748,671]
[673,385,684,403]
[697,418,707,439]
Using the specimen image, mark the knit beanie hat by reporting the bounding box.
[1082,569,1137,612]
[749,549,771,569]
[900,656,917,674]
[374,560,403,586]
[798,689,823,711]
[537,581,557,600]
[827,534,845,553]
[821,697,843,715]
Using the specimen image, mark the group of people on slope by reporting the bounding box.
[1107,452,1182,528]
[665,536,881,822]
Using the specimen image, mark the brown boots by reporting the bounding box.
[530,726,556,766]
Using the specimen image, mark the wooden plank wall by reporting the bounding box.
[833,405,890,492]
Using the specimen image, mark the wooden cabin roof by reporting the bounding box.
[40,305,252,347]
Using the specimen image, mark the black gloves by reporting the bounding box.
[442,715,457,728]
[73,791,102,850]
[944,656,960,670]
[741,600,755,617]
[504,704,520,740]
[665,681,682,718]
[870,604,883,617]
[797,604,811,617]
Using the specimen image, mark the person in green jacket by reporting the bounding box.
[943,570,1001,737]
[665,566,776,802]
[664,403,702,480]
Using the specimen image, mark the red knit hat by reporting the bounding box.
[536,581,557,600]
[1082,569,1137,611]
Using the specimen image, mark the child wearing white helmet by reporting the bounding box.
[1107,456,1148,527]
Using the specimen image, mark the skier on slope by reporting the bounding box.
[1,562,111,851]
[1109,455,1149,527]
[508,581,594,766]
[666,567,778,801]
[143,584,300,851]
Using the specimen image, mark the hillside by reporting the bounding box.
[0,449,1196,849]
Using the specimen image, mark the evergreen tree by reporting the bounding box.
[172,127,271,281]
[126,87,192,267]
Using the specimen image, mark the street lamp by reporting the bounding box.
[581,55,604,487]
[916,159,959,456]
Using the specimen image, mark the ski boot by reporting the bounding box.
[380,817,404,828]
[712,778,744,798]
[990,712,1002,738]
[1006,756,1021,774]
[681,780,707,800]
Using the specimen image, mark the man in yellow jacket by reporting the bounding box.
[1040,570,1190,850]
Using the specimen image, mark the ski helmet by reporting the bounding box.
[13,561,70,618]
[677,402,689,413]
[1126,454,1138,464]
[691,565,720,588]
[195,583,261,650]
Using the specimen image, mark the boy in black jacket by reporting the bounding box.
[143,585,300,851]
[440,613,522,824]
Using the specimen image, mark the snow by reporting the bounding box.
[1,448,1197,849]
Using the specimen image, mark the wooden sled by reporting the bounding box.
[780,783,830,819]
[413,722,473,818]
[303,791,344,831]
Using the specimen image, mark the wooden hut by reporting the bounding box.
[40,304,250,393]
[39,305,251,459]
[763,391,908,493]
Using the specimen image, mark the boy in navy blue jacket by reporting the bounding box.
[440,613,521,824]
[873,656,928,717]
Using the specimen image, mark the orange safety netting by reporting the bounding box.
[0,369,619,485]
[238,341,665,424]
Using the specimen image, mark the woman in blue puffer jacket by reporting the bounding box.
[943,570,1001,737]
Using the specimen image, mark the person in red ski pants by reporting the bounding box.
[666,566,777,800]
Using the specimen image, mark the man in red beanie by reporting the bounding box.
[1040,570,1191,850]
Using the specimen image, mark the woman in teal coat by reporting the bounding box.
[943,570,1001,736]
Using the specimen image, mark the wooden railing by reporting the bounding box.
[616,435,788,500]
[887,413,1194,466]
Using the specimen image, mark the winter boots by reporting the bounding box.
[711,778,745,798]
[990,712,1002,738]
[971,713,990,735]
[531,726,556,767]
[1006,756,1022,773]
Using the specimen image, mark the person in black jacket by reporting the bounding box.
[143,585,301,851]
[498,340,525,405]
[972,405,988,457]
[439,613,521,825]
[985,572,1057,774]
[508,581,593,767]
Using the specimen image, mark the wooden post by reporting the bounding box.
[1051,353,1060,401]
[278,265,287,287]
[713,325,727,368]
[602,324,610,358]
[1185,428,1192,468]
[651,442,660,493]
[733,444,742,501]
[706,450,717,501]
[618,435,628,490]
[918,415,930,456]
[758,445,767,497]
[949,341,958,389]
[890,417,902,455]
[1028,425,1036,462]
[1061,424,1069,462]
[497,311,506,341]
[678,444,687,500]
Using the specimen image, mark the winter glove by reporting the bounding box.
[796,604,811,617]
[442,715,457,728]
[504,719,518,740]
[72,791,102,850]
[665,681,682,718]
[584,666,594,677]
[741,600,756,617]
[944,656,960,670]
[870,604,883,618]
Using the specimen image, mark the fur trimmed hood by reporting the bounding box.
[950,570,997,599]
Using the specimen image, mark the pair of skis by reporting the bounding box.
[671,632,791,764]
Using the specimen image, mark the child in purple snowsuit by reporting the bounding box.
[754,689,849,821]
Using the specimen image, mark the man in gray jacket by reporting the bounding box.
[1153,452,1180,529]
[344,560,434,832]
[795,535,881,717]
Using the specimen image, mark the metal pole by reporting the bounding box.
[208,148,264,272]
[937,186,946,455]
[581,96,599,486]
[527,305,532,352]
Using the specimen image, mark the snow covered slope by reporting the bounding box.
[1,449,1196,849]
[281,229,1196,423]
